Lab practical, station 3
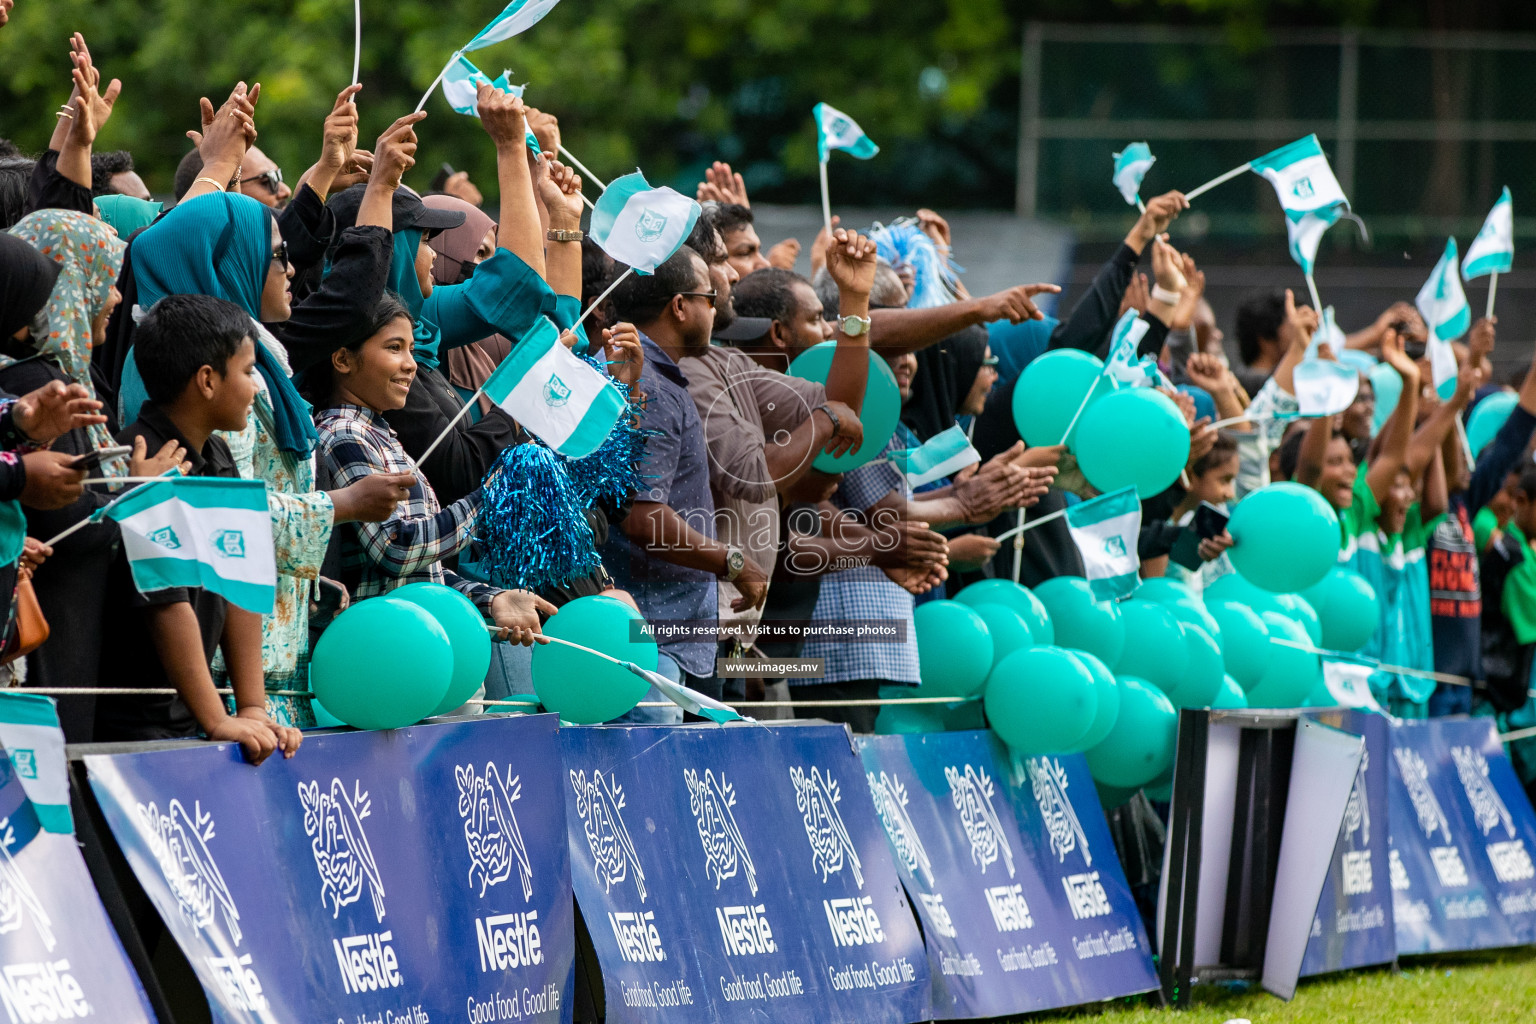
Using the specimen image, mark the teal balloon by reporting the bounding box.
[1033,576,1125,667]
[1169,623,1225,707]
[984,646,1098,755]
[1300,568,1380,652]
[1067,651,1121,751]
[1204,572,1285,618]
[1166,598,1223,647]
[1369,362,1402,432]
[915,600,994,697]
[875,704,946,734]
[310,699,345,729]
[1097,781,1142,810]
[393,582,494,716]
[1012,349,1114,448]
[1135,577,1198,607]
[1227,483,1341,593]
[1075,388,1191,497]
[956,579,1054,644]
[1113,599,1189,695]
[1246,612,1321,707]
[531,595,657,723]
[1212,674,1249,709]
[1274,592,1323,646]
[969,603,1035,671]
[1084,677,1177,788]
[787,342,901,472]
[1207,599,1271,689]
[312,596,452,730]
[1468,391,1520,457]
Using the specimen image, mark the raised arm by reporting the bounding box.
[534,155,585,300]
[821,228,878,413]
[1406,361,1480,481]
[478,84,545,277]
[867,284,1059,355]
[52,34,121,190]
[1269,289,1319,397]
[1366,326,1422,504]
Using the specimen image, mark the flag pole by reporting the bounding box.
[413,53,458,114]
[1136,197,1147,214]
[351,0,362,87]
[1304,272,1322,314]
[573,266,634,333]
[1010,509,1025,583]
[417,394,482,466]
[818,159,833,237]
[557,145,608,192]
[1487,271,1499,319]
[1183,161,1253,202]
[997,506,1068,544]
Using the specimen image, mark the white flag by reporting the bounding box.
[1066,487,1141,601]
[1462,187,1513,280]
[1248,135,1352,275]
[481,318,626,459]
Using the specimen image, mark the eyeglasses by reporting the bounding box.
[676,290,718,303]
[269,240,290,271]
[240,168,285,194]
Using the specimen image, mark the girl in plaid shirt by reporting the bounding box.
[313,295,555,644]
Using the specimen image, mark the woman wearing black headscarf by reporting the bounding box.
[901,324,991,442]
[0,234,60,343]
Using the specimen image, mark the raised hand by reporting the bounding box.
[185,82,260,199]
[1379,324,1421,385]
[1128,191,1189,251]
[477,83,528,150]
[64,33,121,150]
[1119,272,1150,317]
[371,112,426,192]
[11,381,106,444]
[696,161,749,206]
[1277,288,1319,352]
[974,283,1060,324]
[915,208,952,249]
[444,170,482,206]
[809,215,841,274]
[766,238,801,270]
[823,228,879,301]
[601,322,645,389]
[536,154,584,229]
[524,106,562,157]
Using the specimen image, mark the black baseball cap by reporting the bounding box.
[325,183,466,236]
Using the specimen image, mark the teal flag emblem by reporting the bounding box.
[209,530,247,559]
[543,373,572,407]
[635,209,668,243]
[148,526,181,550]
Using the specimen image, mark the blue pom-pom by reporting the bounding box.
[479,442,601,592]
[872,220,963,310]
[564,353,651,508]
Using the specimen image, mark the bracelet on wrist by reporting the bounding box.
[194,176,228,192]
[1150,283,1183,306]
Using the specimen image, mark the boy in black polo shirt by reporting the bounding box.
[98,296,300,763]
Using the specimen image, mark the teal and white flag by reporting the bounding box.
[1306,305,1347,359]
[888,425,980,488]
[1293,358,1360,417]
[464,0,563,51]
[1417,237,1470,396]
[814,103,879,163]
[1462,186,1514,280]
[440,53,522,116]
[589,171,701,274]
[482,317,625,459]
[1065,486,1142,601]
[1248,134,1351,274]
[1112,142,1155,206]
[101,477,276,614]
[625,661,742,724]
[1103,310,1159,388]
[0,694,70,834]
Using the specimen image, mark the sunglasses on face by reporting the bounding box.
[270,240,290,271]
[241,168,285,194]
[676,289,718,303]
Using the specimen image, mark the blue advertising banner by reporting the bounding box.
[0,747,154,1024]
[1388,716,1536,954]
[856,731,1158,1019]
[1300,710,1396,977]
[85,715,573,1024]
[560,722,930,1024]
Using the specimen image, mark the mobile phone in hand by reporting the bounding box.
[1191,502,1230,540]
[70,445,132,474]
[1170,503,1230,571]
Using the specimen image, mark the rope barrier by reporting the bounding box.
[9,688,972,709]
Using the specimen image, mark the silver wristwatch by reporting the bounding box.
[724,546,746,582]
[838,313,872,337]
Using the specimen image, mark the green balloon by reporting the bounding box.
[1227,483,1341,593]
[1212,674,1249,709]
[1468,391,1520,457]
[1165,597,1223,647]
[1067,650,1121,751]
[1369,362,1402,432]
[1075,388,1191,497]
[1084,676,1177,788]
[1169,623,1225,707]
[531,595,657,723]
[1246,612,1321,707]
[1114,599,1189,695]
[310,699,345,729]
[1207,599,1271,689]
[1300,568,1379,652]
[1033,576,1125,667]
[1135,577,1198,607]
[1204,572,1286,618]
[312,596,452,730]
[1012,349,1114,448]
[393,582,494,716]
[1274,592,1323,646]
[956,579,1054,644]
[969,603,1035,671]
[984,646,1098,755]
[788,342,901,472]
[1096,781,1142,810]
[915,600,994,697]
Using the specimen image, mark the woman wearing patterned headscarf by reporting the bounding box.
[1,212,187,736]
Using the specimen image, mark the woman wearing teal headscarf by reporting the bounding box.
[112,190,397,726]
[93,195,162,240]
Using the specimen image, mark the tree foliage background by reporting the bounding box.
[2,0,1534,208]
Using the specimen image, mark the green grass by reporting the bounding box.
[1015,948,1536,1023]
